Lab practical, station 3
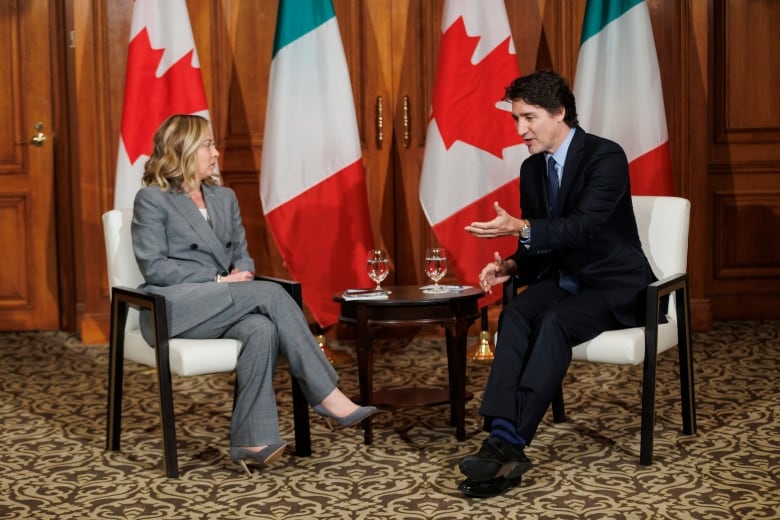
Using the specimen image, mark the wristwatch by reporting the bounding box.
[520,223,531,240]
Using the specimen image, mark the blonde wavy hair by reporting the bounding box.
[142,114,221,193]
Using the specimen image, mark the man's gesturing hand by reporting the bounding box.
[478,251,512,294]
[464,201,523,238]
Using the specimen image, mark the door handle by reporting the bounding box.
[31,121,46,147]
[15,121,47,147]
[375,96,383,150]
[402,95,410,149]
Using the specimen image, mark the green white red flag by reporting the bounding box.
[260,0,374,327]
[574,0,675,195]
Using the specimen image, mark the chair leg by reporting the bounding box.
[106,297,127,451]
[639,361,657,466]
[552,385,566,423]
[151,310,179,478]
[676,286,697,435]
[640,320,660,466]
[291,377,312,457]
[106,353,124,450]
[155,365,179,478]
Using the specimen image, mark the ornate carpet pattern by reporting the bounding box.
[0,321,778,519]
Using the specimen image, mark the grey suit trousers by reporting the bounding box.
[173,280,338,446]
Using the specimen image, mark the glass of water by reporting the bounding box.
[423,247,447,293]
[367,249,390,290]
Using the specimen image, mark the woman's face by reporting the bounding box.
[195,131,219,180]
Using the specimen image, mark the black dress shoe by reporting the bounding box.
[458,476,522,498]
[459,436,532,482]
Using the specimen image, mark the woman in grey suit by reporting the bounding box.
[132,114,376,475]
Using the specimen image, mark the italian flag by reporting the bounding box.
[114,0,210,209]
[574,0,675,195]
[419,0,528,304]
[260,0,374,328]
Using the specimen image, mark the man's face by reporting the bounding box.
[511,99,567,155]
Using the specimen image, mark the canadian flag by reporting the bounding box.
[113,0,211,209]
[419,0,528,304]
[260,0,374,328]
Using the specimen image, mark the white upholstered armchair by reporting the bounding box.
[102,208,311,477]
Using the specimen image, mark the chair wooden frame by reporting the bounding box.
[505,273,696,465]
[106,276,312,478]
[502,197,697,465]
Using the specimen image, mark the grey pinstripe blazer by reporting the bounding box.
[132,184,255,337]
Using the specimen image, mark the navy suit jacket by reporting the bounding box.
[506,127,655,327]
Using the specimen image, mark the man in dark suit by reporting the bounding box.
[458,70,656,498]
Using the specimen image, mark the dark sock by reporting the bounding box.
[489,417,525,447]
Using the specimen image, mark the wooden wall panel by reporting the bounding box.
[0,197,29,306]
[57,0,780,342]
[713,191,780,278]
[199,0,306,312]
[0,0,17,165]
[352,0,396,256]
[714,0,780,143]
[216,0,273,166]
[679,0,712,329]
[708,0,780,320]
[70,0,118,342]
[211,0,283,282]
[378,0,439,285]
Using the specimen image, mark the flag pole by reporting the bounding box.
[314,326,353,365]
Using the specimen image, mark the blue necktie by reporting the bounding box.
[546,156,577,293]
[547,156,559,216]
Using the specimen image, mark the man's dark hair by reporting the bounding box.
[504,70,579,127]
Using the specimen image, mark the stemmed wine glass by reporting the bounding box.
[366,249,390,290]
[423,247,448,293]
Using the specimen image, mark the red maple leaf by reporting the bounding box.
[120,28,209,163]
[431,17,523,158]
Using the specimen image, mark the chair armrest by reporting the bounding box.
[643,272,689,356]
[110,285,170,358]
[108,285,173,407]
[502,276,530,305]
[112,285,165,312]
[646,272,688,324]
[648,272,688,297]
[502,277,522,304]
[504,272,688,309]
[254,275,303,308]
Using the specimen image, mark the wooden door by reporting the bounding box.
[352,1,555,288]
[0,0,59,330]
[355,0,442,286]
[708,0,780,319]
[215,0,452,292]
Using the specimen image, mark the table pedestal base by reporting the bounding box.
[334,285,483,445]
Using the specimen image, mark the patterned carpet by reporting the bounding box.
[0,321,778,519]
